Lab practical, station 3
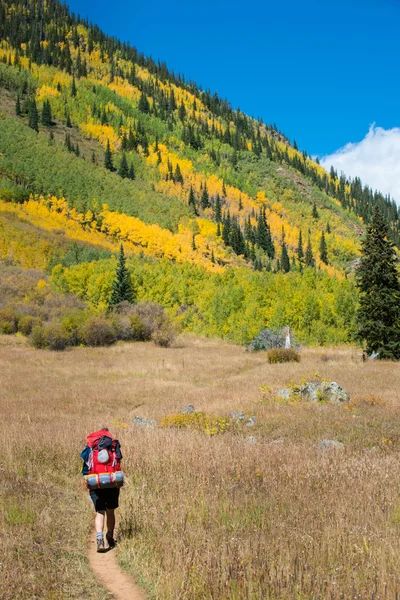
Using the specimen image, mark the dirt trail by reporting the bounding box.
[88,533,146,600]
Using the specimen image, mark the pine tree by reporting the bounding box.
[109,245,135,307]
[174,163,184,185]
[312,202,319,219]
[356,207,400,359]
[138,91,150,114]
[326,222,331,234]
[319,232,328,264]
[15,94,21,116]
[188,186,197,214]
[71,75,77,97]
[66,113,72,128]
[128,163,135,180]
[281,242,291,273]
[118,153,129,178]
[305,235,315,267]
[201,183,210,209]
[297,230,304,263]
[215,194,222,223]
[28,99,39,132]
[41,99,52,126]
[104,140,114,171]
[91,151,96,164]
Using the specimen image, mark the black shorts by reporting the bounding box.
[89,488,120,512]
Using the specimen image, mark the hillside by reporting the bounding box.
[0,0,398,346]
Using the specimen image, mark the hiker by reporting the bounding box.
[80,428,124,553]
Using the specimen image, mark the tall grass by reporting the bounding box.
[1,338,400,598]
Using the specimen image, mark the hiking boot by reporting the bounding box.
[106,533,116,549]
[96,536,105,553]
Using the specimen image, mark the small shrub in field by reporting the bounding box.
[152,319,176,348]
[130,301,166,338]
[60,311,87,346]
[129,315,148,341]
[43,323,70,351]
[160,412,233,435]
[82,316,116,347]
[18,315,42,336]
[266,348,301,364]
[0,308,18,334]
[30,324,47,349]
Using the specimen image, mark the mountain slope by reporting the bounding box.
[0,0,396,345]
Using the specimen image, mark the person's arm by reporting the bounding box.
[80,446,90,475]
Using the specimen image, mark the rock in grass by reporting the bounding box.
[276,381,349,405]
[181,404,195,414]
[229,411,246,423]
[131,416,157,429]
[319,439,344,451]
[246,416,256,427]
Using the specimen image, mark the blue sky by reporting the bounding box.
[67,0,400,200]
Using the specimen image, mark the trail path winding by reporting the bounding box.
[88,533,146,600]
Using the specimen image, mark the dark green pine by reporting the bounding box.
[118,153,129,178]
[201,184,210,209]
[281,242,291,273]
[128,163,135,180]
[71,75,77,97]
[188,186,197,215]
[104,140,115,171]
[319,232,328,264]
[28,99,39,132]
[356,207,400,359]
[41,99,52,126]
[109,245,135,307]
[15,94,21,116]
[305,235,315,267]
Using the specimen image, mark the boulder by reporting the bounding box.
[319,439,344,451]
[131,416,157,429]
[276,381,349,405]
[229,411,246,424]
[246,416,256,427]
[181,404,195,415]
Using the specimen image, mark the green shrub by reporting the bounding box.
[30,324,47,349]
[18,315,42,336]
[266,348,301,364]
[152,319,176,348]
[42,323,69,351]
[129,314,148,341]
[82,316,116,347]
[0,308,18,334]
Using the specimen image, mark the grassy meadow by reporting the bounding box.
[1,336,400,599]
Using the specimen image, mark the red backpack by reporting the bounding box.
[84,429,124,489]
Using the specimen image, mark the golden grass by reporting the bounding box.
[1,338,400,598]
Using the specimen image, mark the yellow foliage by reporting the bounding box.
[80,123,120,152]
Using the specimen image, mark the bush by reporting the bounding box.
[0,308,18,334]
[152,319,176,348]
[130,302,166,339]
[60,311,87,346]
[266,348,301,364]
[129,315,148,341]
[160,412,232,436]
[43,323,70,351]
[82,316,116,347]
[30,324,46,349]
[18,315,42,336]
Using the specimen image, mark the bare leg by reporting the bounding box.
[106,508,115,536]
[95,510,105,535]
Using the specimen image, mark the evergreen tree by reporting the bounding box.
[71,75,77,97]
[312,202,319,219]
[297,230,304,263]
[188,186,197,213]
[174,163,184,184]
[326,222,331,234]
[28,99,39,132]
[15,94,21,116]
[118,152,129,178]
[138,91,150,114]
[41,99,52,126]
[104,140,115,171]
[305,235,315,267]
[201,183,210,209]
[128,163,135,180]
[319,232,328,264]
[281,242,291,273]
[109,245,135,307]
[222,212,231,246]
[91,151,96,164]
[356,207,400,359]
[215,193,222,223]
[66,113,72,128]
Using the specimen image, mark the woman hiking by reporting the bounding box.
[80,428,124,552]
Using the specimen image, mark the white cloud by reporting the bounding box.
[320,124,400,205]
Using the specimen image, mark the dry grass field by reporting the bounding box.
[1,335,400,599]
